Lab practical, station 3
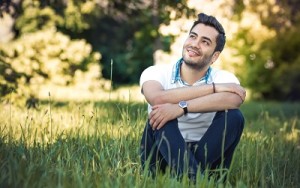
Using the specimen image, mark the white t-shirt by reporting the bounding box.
[140,61,240,142]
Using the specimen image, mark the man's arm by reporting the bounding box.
[149,93,244,130]
[143,80,246,130]
[142,80,246,106]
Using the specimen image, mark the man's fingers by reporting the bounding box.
[149,103,175,130]
[238,89,246,102]
[157,119,167,130]
[149,111,162,130]
[240,89,246,100]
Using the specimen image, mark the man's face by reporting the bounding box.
[182,23,219,70]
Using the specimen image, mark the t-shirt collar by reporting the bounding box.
[171,58,211,85]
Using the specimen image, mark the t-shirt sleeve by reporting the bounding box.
[213,70,240,84]
[139,65,168,88]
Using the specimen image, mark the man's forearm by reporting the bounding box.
[143,80,246,106]
[186,92,243,113]
[146,83,215,105]
[148,92,243,130]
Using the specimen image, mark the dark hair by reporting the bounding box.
[190,13,226,52]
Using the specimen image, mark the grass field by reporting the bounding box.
[0,99,299,188]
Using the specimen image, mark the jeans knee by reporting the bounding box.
[153,119,181,142]
[225,109,245,132]
[153,119,178,132]
[228,109,244,121]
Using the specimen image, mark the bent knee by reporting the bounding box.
[227,109,244,120]
[226,109,245,129]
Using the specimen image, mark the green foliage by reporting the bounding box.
[248,29,300,100]
[0,100,299,187]
[72,0,194,85]
[0,56,23,97]
[7,0,195,86]
[0,28,102,104]
[231,0,300,101]
[15,0,63,34]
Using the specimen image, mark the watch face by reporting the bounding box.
[179,101,187,108]
[179,101,188,114]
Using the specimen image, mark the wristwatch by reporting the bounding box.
[178,101,188,115]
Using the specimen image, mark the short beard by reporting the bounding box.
[182,53,213,70]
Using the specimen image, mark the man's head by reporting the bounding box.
[190,13,226,52]
[181,13,225,71]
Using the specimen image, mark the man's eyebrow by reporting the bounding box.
[202,36,212,43]
[189,31,198,36]
[190,31,213,43]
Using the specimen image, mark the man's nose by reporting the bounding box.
[191,39,201,48]
[190,39,201,49]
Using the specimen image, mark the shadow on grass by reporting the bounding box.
[0,133,141,187]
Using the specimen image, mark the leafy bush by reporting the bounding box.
[239,27,300,101]
[0,28,104,105]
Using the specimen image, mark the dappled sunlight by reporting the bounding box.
[242,117,300,146]
[38,85,145,102]
[242,131,266,141]
[243,127,300,144]
[239,11,276,50]
[285,129,300,142]
[0,101,145,147]
[280,119,300,143]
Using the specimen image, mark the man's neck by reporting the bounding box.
[180,63,209,85]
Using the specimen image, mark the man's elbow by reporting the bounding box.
[235,97,244,108]
[228,94,244,109]
[152,96,166,105]
[146,95,165,106]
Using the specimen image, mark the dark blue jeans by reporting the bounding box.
[140,109,245,178]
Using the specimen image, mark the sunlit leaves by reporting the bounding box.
[0,28,102,103]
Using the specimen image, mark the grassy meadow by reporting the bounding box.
[0,99,299,188]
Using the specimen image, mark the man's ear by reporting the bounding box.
[211,51,220,64]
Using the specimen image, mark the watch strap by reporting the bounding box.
[183,107,188,114]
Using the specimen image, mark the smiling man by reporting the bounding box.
[139,13,246,180]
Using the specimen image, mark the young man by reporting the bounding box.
[139,13,246,179]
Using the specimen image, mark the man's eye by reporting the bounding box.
[203,40,210,45]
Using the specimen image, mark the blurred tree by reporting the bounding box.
[230,0,300,101]
[63,0,195,85]
[0,54,23,98]
[2,0,195,86]
[0,28,102,105]
[0,0,13,17]
[15,0,62,34]
[50,0,195,85]
[0,0,103,104]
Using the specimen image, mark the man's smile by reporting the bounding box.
[186,47,201,57]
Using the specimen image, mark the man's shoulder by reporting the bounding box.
[210,68,239,83]
[143,63,173,73]
[148,63,173,69]
[140,63,174,85]
[211,68,235,76]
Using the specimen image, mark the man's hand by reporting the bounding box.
[215,83,246,102]
[149,103,183,130]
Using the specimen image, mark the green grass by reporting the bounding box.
[0,100,299,188]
